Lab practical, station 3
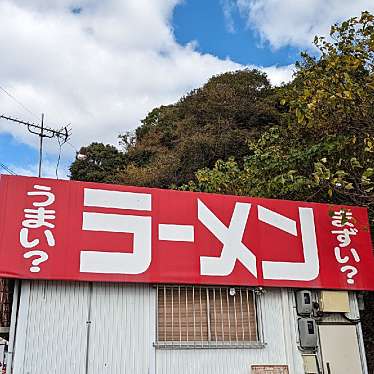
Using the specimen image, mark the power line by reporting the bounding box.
[0,162,17,175]
[0,85,73,179]
[0,84,39,120]
[55,135,67,180]
[0,113,71,177]
[55,139,79,179]
[66,140,79,153]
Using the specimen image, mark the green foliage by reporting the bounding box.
[70,69,280,188]
[69,142,126,183]
[286,11,374,132]
[185,128,373,207]
[184,12,374,232]
[116,69,280,187]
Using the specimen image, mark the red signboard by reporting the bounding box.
[0,175,373,290]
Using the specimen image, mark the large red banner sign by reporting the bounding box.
[0,175,373,290]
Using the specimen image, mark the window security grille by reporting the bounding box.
[156,285,262,348]
[0,279,13,328]
[251,365,289,374]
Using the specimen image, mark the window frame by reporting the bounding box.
[154,284,265,349]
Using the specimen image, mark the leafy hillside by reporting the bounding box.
[184,12,374,234]
[70,69,281,187]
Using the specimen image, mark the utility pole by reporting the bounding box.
[0,114,71,177]
[39,113,44,177]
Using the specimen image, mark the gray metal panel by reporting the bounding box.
[295,290,313,315]
[87,282,155,374]
[16,280,89,374]
[298,318,318,348]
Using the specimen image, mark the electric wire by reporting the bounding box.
[66,140,79,153]
[55,138,63,180]
[55,132,70,180]
[0,83,73,179]
[0,162,17,175]
[0,84,40,120]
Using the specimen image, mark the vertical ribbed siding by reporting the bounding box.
[0,343,5,364]
[87,282,154,374]
[13,281,155,374]
[19,281,89,374]
[13,283,307,374]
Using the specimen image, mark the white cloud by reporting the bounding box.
[259,64,294,85]
[237,0,374,49]
[221,0,237,33]
[0,0,292,169]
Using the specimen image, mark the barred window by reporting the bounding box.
[0,279,13,332]
[156,285,262,348]
[251,365,289,374]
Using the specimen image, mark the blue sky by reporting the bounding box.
[0,0,373,179]
[173,0,299,66]
[0,133,37,167]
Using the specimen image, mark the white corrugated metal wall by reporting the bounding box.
[0,342,5,367]
[87,282,155,373]
[13,281,89,374]
[11,281,316,374]
[12,281,155,374]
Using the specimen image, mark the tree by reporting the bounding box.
[184,11,374,228]
[70,69,279,188]
[116,69,281,187]
[69,142,126,183]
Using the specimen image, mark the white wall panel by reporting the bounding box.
[13,282,307,374]
[14,280,89,374]
[13,281,155,374]
[87,282,155,374]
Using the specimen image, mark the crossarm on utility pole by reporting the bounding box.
[0,114,69,140]
[0,113,71,177]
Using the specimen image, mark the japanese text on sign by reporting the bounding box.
[0,175,373,290]
[19,185,56,273]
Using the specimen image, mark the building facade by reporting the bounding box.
[4,281,367,374]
